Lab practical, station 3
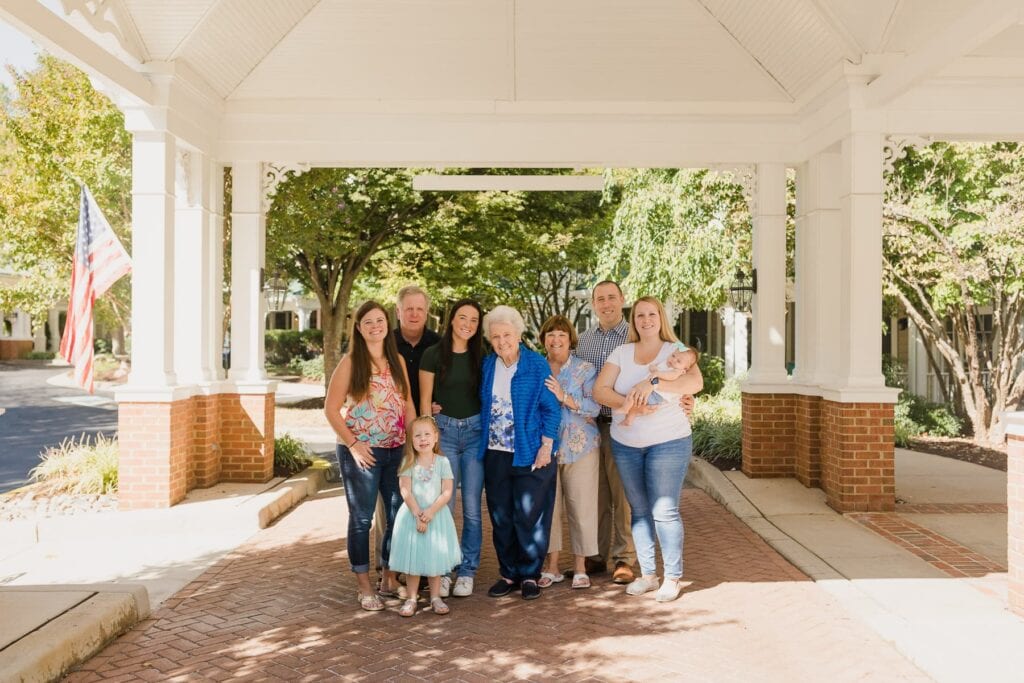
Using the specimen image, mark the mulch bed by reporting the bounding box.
[907,436,1007,472]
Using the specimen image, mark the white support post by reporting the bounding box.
[745,163,789,387]
[125,131,178,389]
[229,161,268,384]
[793,151,842,389]
[48,307,60,353]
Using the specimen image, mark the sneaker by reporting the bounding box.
[439,575,452,598]
[521,579,541,600]
[452,576,474,597]
[487,578,519,597]
[625,575,660,596]
[655,578,683,603]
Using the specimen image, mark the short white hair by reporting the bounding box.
[483,305,526,340]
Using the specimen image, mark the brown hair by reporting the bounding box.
[539,314,579,349]
[348,300,409,402]
[400,415,442,474]
[627,296,679,344]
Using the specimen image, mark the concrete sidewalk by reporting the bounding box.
[689,448,1021,683]
[0,466,329,682]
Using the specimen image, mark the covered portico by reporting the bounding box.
[3,0,1022,612]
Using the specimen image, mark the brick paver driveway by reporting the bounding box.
[67,487,928,682]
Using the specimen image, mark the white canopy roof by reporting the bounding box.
[4,0,1024,165]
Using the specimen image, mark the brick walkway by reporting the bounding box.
[66,488,928,682]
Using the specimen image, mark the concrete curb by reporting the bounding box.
[0,584,149,683]
[255,462,331,529]
[686,458,843,580]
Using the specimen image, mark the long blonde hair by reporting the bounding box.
[400,416,442,474]
[627,296,679,344]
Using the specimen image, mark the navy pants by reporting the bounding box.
[483,449,557,582]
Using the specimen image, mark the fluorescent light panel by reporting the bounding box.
[413,174,604,191]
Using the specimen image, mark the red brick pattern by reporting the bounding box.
[66,489,927,682]
[849,512,1006,577]
[219,393,274,483]
[820,400,895,512]
[795,394,822,487]
[118,401,192,509]
[897,503,1007,514]
[741,393,795,478]
[1008,433,1023,615]
[0,339,34,360]
[191,393,222,489]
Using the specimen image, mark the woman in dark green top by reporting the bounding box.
[419,299,485,598]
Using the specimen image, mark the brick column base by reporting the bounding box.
[118,400,193,509]
[1008,433,1024,616]
[191,393,222,489]
[741,393,795,478]
[820,400,895,512]
[219,393,275,482]
[795,395,822,488]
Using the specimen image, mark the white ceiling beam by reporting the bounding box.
[413,175,604,192]
[803,0,863,64]
[0,0,153,104]
[864,0,1024,108]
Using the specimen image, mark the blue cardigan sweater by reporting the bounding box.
[478,344,561,466]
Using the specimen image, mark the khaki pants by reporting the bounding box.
[548,447,600,557]
[373,495,386,570]
[594,421,635,564]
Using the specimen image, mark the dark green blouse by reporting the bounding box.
[420,343,481,419]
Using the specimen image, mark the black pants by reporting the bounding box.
[484,449,557,582]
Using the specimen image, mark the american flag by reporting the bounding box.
[59,185,132,393]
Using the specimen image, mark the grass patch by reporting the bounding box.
[31,434,118,495]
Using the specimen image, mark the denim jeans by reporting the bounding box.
[436,413,484,577]
[610,436,692,579]
[337,444,403,574]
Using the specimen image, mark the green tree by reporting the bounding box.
[265,168,448,387]
[597,168,752,308]
[885,142,1024,444]
[0,56,132,349]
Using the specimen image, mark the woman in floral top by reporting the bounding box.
[538,315,601,589]
[325,300,416,612]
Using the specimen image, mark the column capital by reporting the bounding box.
[263,162,311,213]
[882,135,934,176]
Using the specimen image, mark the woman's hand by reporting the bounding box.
[532,442,553,470]
[348,441,376,470]
[544,376,565,403]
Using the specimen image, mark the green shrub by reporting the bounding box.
[883,355,907,389]
[26,351,55,360]
[697,354,725,396]
[287,355,325,381]
[691,389,742,468]
[893,391,962,446]
[275,434,314,477]
[265,329,324,366]
[31,434,119,495]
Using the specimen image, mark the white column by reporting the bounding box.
[736,311,749,375]
[826,133,888,394]
[126,131,177,388]
[207,161,226,381]
[723,306,736,377]
[746,163,789,386]
[14,310,32,339]
[33,318,46,352]
[793,151,842,389]
[297,308,309,332]
[174,149,212,384]
[48,307,61,353]
[229,161,268,383]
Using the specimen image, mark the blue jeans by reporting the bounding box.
[436,413,484,577]
[610,436,692,579]
[337,444,403,574]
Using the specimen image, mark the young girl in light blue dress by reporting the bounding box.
[389,416,462,617]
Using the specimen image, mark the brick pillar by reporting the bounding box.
[741,393,795,478]
[820,400,894,512]
[219,392,274,482]
[191,393,222,488]
[795,394,822,487]
[1008,431,1024,616]
[118,400,192,509]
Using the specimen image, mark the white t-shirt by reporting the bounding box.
[607,341,692,447]
[488,359,517,452]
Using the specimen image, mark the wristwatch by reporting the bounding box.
[650,377,660,385]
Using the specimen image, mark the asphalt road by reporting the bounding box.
[0,361,118,493]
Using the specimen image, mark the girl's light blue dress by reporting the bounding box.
[388,455,462,576]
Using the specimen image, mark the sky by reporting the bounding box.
[0,19,43,88]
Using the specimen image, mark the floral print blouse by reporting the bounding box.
[344,364,407,449]
[553,355,600,464]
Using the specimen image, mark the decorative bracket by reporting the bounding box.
[60,0,147,62]
[710,164,757,215]
[882,135,933,175]
[262,163,312,213]
[175,150,200,207]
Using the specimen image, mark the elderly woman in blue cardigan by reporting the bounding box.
[479,305,562,601]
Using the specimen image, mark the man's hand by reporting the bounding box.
[679,394,695,417]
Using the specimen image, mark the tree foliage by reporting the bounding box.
[0,56,131,345]
[885,142,1024,443]
[597,168,751,308]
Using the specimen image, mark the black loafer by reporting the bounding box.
[521,580,541,600]
[487,579,518,597]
